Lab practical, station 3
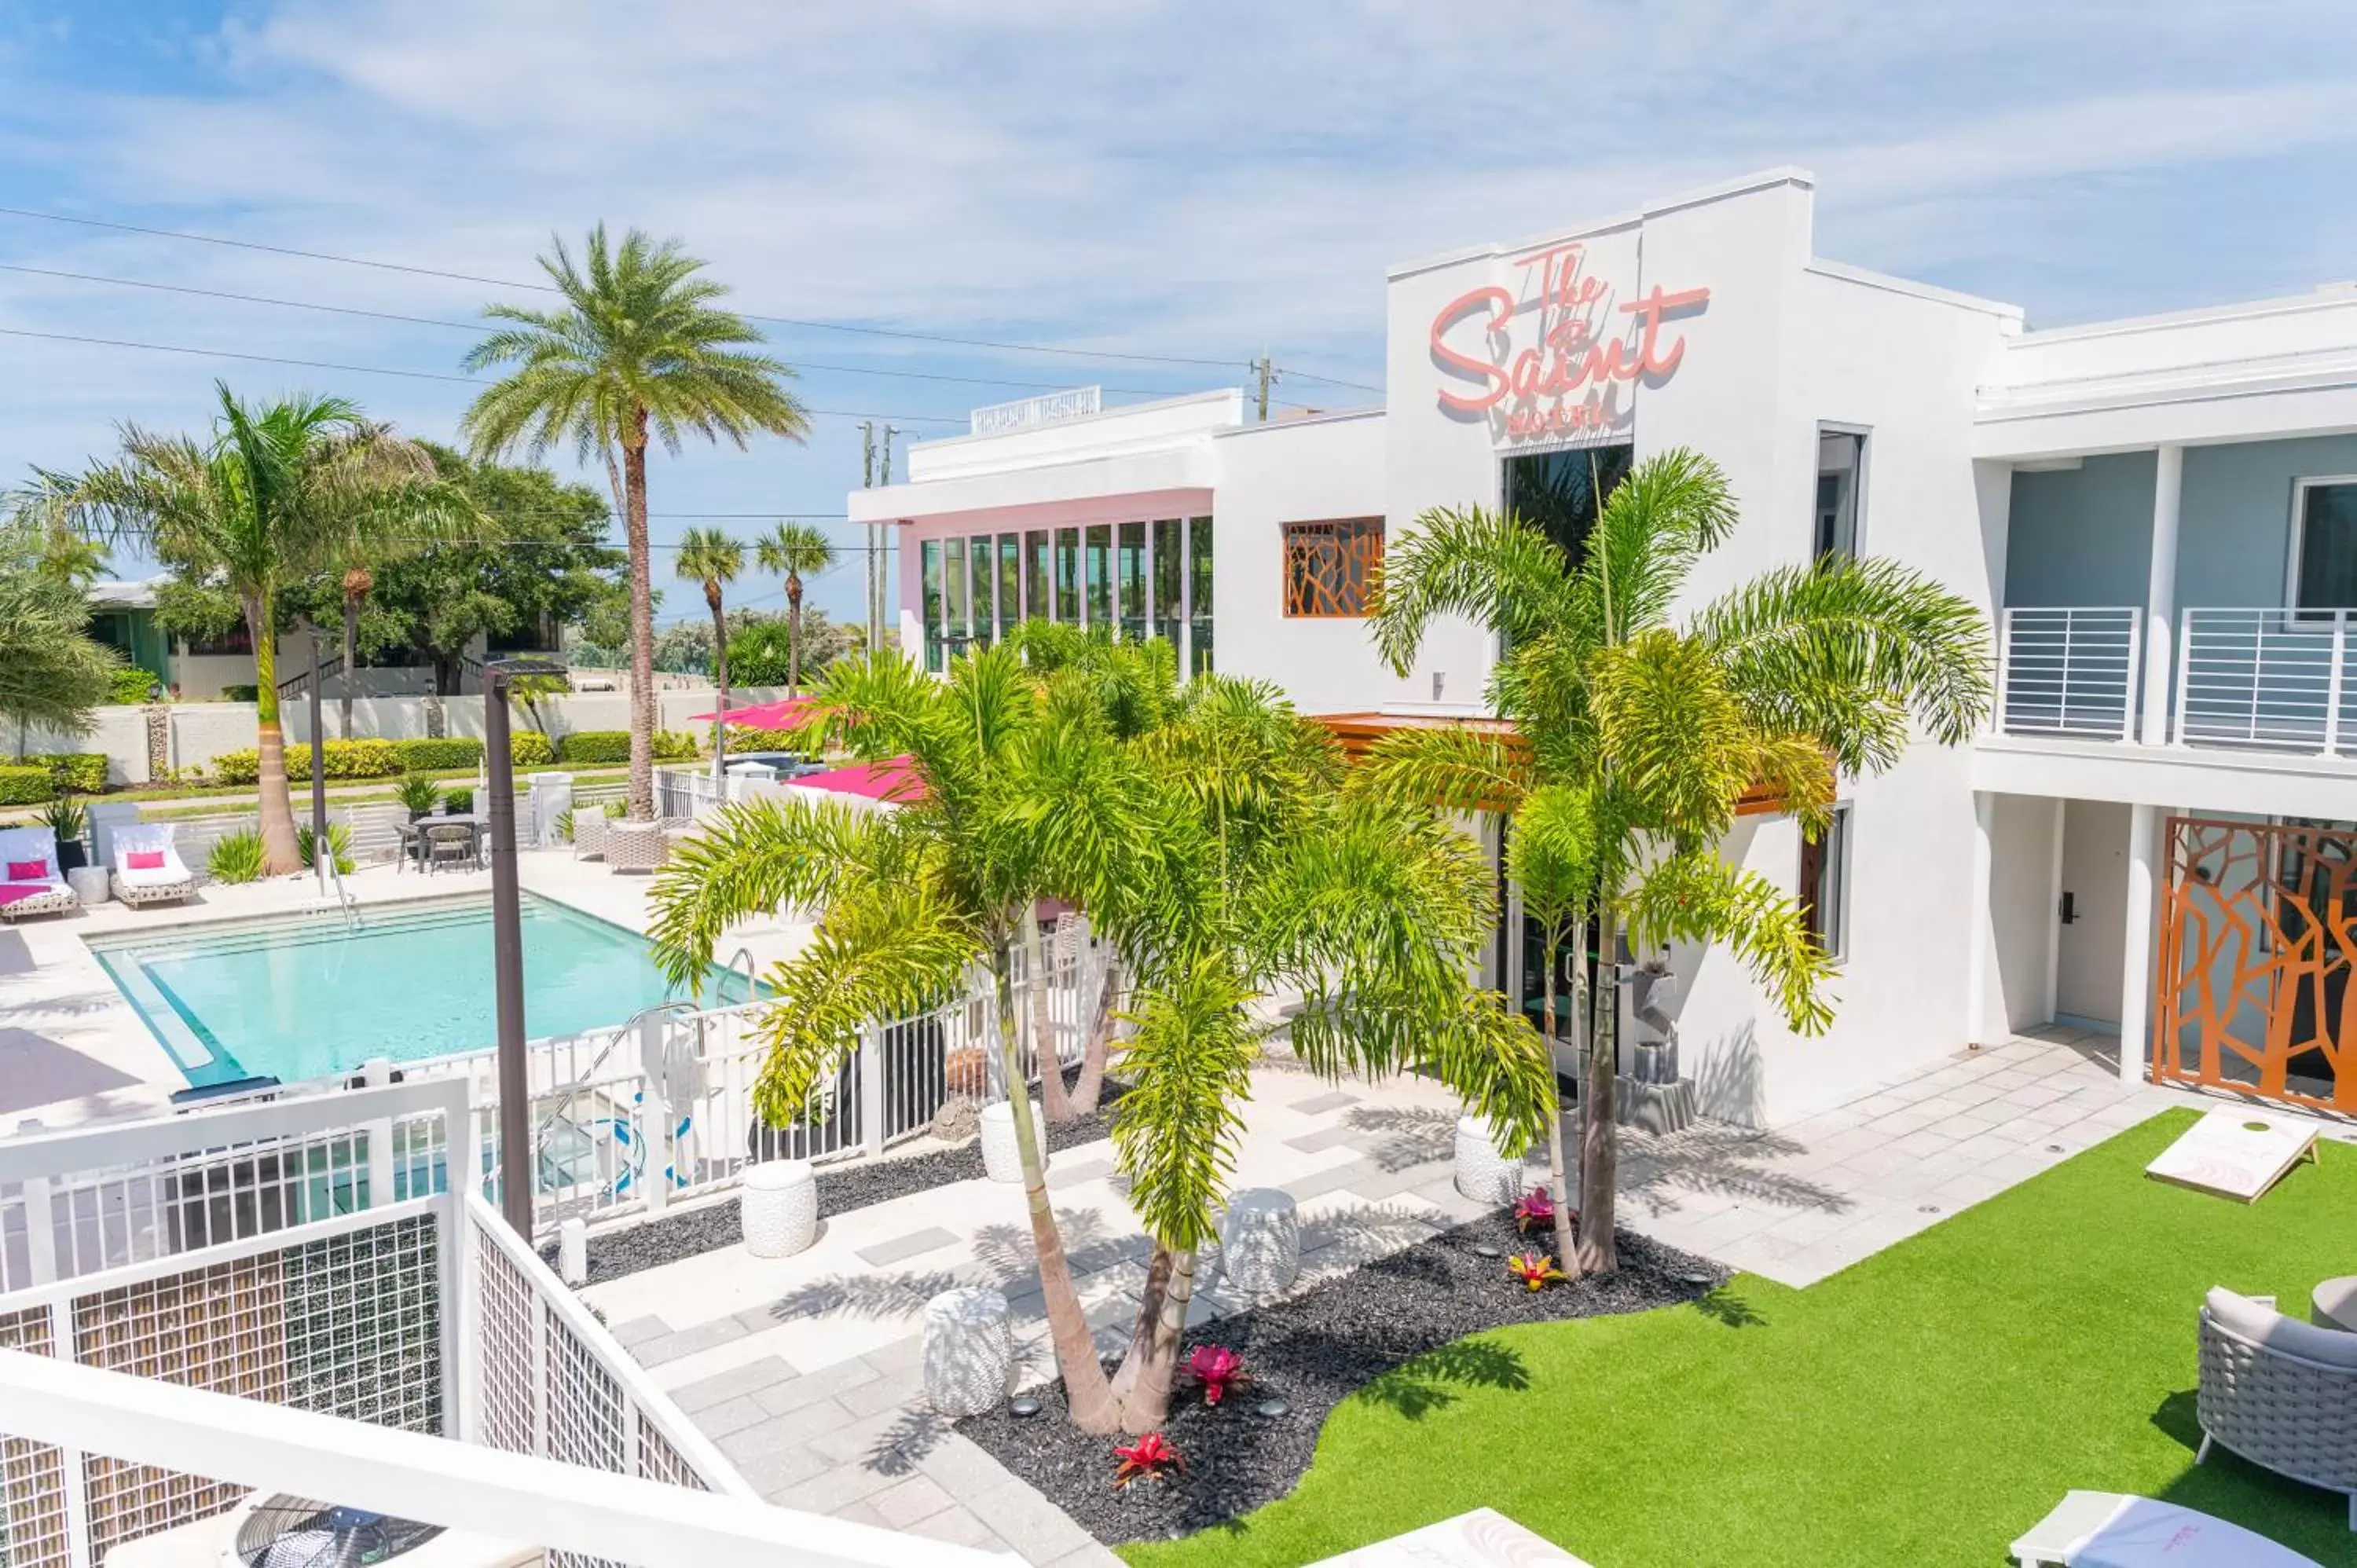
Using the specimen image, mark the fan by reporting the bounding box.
[230,1499,445,1568]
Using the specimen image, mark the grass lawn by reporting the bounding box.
[1125,1109,2355,1568]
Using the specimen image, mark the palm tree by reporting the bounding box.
[647,647,1554,1433]
[0,513,119,744]
[675,527,744,767]
[321,432,473,735]
[461,225,808,820]
[33,385,476,874]
[753,522,836,695]
[1365,449,1991,1273]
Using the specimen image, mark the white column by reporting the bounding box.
[2139,445,2183,745]
[2117,802,2157,1085]
[2043,798,2066,1025]
[1965,791,1996,1046]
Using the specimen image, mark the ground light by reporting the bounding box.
[485,655,568,1236]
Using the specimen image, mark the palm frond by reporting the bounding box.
[1572,447,1736,645]
[1366,504,1577,675]
[1619,849,1838,1035]
[1108,954,1261,1251]
[1350,724,1532,815]
[1586,627,1757,843]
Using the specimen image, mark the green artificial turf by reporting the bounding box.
[1124,1110,2356,1568]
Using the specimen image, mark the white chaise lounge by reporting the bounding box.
[0,826,79,921]
[2014,1491,2322,1566]
[110,822,196,907]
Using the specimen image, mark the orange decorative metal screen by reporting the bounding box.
[2154,814,2357,1112]
[1283,518,1384,617]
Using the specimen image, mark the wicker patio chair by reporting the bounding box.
[604,819,669,874]
[423,822,477,876]
[2198,1287,2357,1530]
[0,826,80,921]
[573,810,609,860]
[110,822,196,907]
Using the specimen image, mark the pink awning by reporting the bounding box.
[687,698,816,729]
[786,756,923,804]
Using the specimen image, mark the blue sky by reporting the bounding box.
[4,0,2355,623]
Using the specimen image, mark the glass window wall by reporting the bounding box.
[1153,518,1184,648]
[1188,516,1214,675]
[998,535,1021,641]
[920,538,944,672]
[970,534,995,644]
[1118,522,1147,641]
[1085,523,1113,631]
[1055,528,1080,624]
[944,537,969,661]
[1027,531,1052,621]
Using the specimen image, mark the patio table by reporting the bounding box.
[399,813,490,870]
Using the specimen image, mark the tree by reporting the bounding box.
[675,528,744,757]
[32,385,470,873]
[753,522,836,695]
[0,515,119,747]
[646,646,1554,1434]
[317,435,473,735]
[727,610,850,687]
[1364,448,1992,1273]
[462,224,808,821]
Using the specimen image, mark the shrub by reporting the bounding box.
[510,731,556,768]
[207,828,265,884]
[0,766,55,805]
[222,684,258,702]
[716,726,812,754]
[394,737,483,772]
[297,822,354,875]
[395,775,443,818]
[35,753,108,794]
[556,728,698,765]
[442,786,475,814]
[109,666,163,705]
[208,738,405,786]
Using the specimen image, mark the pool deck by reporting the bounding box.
[0,848,812,1130]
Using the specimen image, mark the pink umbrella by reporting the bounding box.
[685,697,816,729]
[786,757,924,804]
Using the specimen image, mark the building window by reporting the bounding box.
[1084,523,1113,630]
[1153,518,1183,647]
[1118,521,1147,641]
[2292,478,2357,614]
[945,537,970,661]
[1054,527,1080,624]
[1815,430,1865,561]
[1282,517,1384,617]
[1026,530,1051,621]
[998,534,1021,642]
[1188,516,1214,675]
[1798,806,1851,960]
[969,533,995,646]
[920,538,944,672]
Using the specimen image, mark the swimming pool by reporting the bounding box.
[90,893,754,1090]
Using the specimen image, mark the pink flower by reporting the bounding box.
[1113,1431,1184,1487]
[1186,1344,1249,1405]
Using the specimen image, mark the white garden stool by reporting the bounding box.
[978,1101,1047,1185]
[1220,1187,1299,1299]
[1453,1114,1523,1205]
[922,1287,1014,1417]
[740,1160,817,1258]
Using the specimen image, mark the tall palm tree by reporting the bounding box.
[674,527,744,766]
[0,512,119,745]
[461,225,808,820]
[647,647,1553,1433]
[753,522,836,696]
[33,385,475,874]
[1365,449,1991,1273]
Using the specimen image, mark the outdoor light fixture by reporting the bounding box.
[485,656,568,1236]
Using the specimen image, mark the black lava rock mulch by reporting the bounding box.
[545,1080,1124,1286]
[955,1212,1726,1546]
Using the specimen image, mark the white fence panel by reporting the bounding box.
[2176,606,2357,753]
[1995,606,2141,740]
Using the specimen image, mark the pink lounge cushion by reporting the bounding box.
[125,850,166,870]
[5,859,48,881]
[0,883,58,907]
[2206,1286,2357,1369]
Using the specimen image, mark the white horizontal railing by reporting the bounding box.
[2176,606,2357,755]
[1996,606,2141,740]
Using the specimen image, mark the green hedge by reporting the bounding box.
[716,727,814,754]
[394,737,482,771]
[0,766,56,806]
[557,729,696,765]
[511,732,556,768]
[33,753,108,794]
[208,738,405,785]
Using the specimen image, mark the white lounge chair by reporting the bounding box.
[2014,1490,2322,1566]
[110,822,196,907]
[0,826,79,921]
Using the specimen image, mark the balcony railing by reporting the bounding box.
[1993,604,2357,757]
[1996,607,2141,741]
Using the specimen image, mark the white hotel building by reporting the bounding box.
[850,167,2357,1130]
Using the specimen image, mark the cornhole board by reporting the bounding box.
[2012,1490,2322,1566]
[2144,1106,2319,1203]
[1308,1508,1596,1567]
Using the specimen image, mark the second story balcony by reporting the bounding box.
[1996,605,2357,757]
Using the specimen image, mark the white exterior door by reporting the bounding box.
[2055,799,2131,1026]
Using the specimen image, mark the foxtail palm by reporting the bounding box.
[1365,449,1991,1273]
[462,225,808,819]
[675,527,745,767]
[753,522,836,695]
[31,385,475,873]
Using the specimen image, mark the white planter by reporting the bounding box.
[922,1287,1014,1416]
[574,812,608,859]
[1219,1188,1299,1299]
[740,1159,817,1258]
[978,1100,1048,1185]
[1453,1114,1523,1206]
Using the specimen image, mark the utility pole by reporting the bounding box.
[1251,353,1276,422]
[860,423,878,656]
[304,621,328,899]
[877,425,899,652]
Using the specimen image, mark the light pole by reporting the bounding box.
[484,655,567,1236]
[305,621,329,899]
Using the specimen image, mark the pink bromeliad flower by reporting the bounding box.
[1113,1431,1184,1487]
[1514,1186,1556,1234]
[1186,1344,1250,1405]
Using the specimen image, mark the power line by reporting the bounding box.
[0,325,966,423]
[0,203,1381,390]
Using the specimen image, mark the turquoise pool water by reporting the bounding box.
[90,893,752,1089]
